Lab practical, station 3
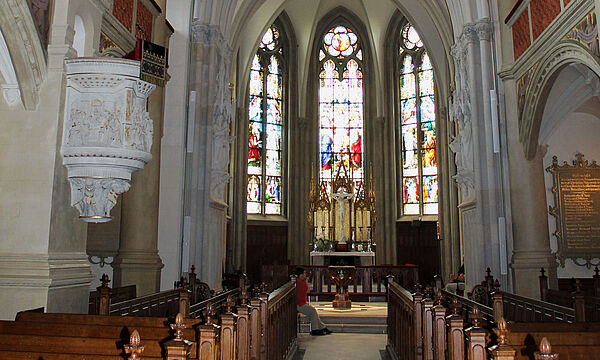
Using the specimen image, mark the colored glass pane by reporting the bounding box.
[259,26,279,50]
[249,96,262,122]
[402,55,414,74]
[247,175,261,202]
[247,24,286,215]
[403,177,419,204]
[356,49,362,60]
[265,203,281,214]
[319,50,326,61]
[419,70,434,96]
[402,25,423,49]
[401,98,416,124]
[249,70,263,96]
[420,96,435,123]
[421,52,432,70]
[423,176,438,203]
[251,54,261,70]
[398,23,437,216]
[265,124,281,150]
[323,26,357,58]
[319,26,363,187]
[266,99,281,124]
[247,202,261,214]
[401,74,416,99]
[266,74,280,99]
[268,55,280,74]
[266,150,281,176]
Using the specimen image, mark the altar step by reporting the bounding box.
[299,302,387,334]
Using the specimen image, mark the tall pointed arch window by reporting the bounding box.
[398,24,438,215]
[247,24,286,215]
[319,25,364,192]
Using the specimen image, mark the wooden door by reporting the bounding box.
[246,224,288,284]
[396,221,440,284]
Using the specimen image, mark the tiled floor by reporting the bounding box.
[295,333,389,360]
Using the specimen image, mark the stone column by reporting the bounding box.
[186,23,234,290]
[509,144,557,297]
[113,3,168,295]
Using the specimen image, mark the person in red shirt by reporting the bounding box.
[295,268,332,336]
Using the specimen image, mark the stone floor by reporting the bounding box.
[294,302,390,359]
[294,333,390,360]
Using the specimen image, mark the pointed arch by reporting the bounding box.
[520,42,600,159]
[306,7,376,183]
[0,0,47,110]
[244,12,297,217]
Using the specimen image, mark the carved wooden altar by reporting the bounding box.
[308,164,376,253]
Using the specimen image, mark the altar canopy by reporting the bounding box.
[308,163,376,251]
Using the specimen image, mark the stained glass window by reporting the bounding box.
[398,24,438,215]
[247,24,285,215]
[319,25,364,191]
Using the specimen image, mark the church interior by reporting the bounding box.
[0,0,599,358]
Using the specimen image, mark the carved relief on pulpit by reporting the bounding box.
[308,164,376,251]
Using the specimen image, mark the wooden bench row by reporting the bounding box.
[0,278,298,360]
[388,277,600,360]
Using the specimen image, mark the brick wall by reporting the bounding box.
[512,12,531,59]
[530,0,561,40]
[135,2,153,41]
[113,0,134,32]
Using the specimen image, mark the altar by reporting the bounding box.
[307,163,377,265]
[310,251,375,266]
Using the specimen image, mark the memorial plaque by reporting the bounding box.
[546,153,600,267]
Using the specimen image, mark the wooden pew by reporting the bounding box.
[507,322,600,360]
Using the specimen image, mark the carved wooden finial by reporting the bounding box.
[451,298,462,315]
[125,329,144,359]
[260,281,268,294]
[494,317,510,345]
[539,337,551,354]
[540,267,546,277]
[180,276,189,290]
[100,273,110,287]
[170,313,187,340]
[595,266,599,277]
[190,265,196,275]
[205,302,215,324]
[470,306,482,328]
[424,285,434,299]
[241,287,249,305]
[435,289,444,305]
[493,279,501,292]
[225,295,235,313]
[486,268,492,278]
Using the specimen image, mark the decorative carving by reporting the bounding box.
[546,153,600,267]
[1,84,20,106]
[124,329,145,359]
[210,63,235,201]
[69,178,130,222]
[0,22,21,107]
[565,10,599,58]
[517,64,538,119]
[449,31,475,198]
[62,58,157,222]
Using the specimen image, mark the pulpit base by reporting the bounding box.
[333,293,351,309]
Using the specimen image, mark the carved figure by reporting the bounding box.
[331,190,353,244]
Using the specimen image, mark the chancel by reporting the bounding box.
[1,0,600,358]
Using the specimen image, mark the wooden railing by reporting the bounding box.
[189,287,240,319]
[88,284,136,314]
[300,264,418,298]
[264,281,297,360]
[498,290,575,323]
[387,278,418,359]
[109,288,181,317]
[386,279,567,360]
[539,267,600,322]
